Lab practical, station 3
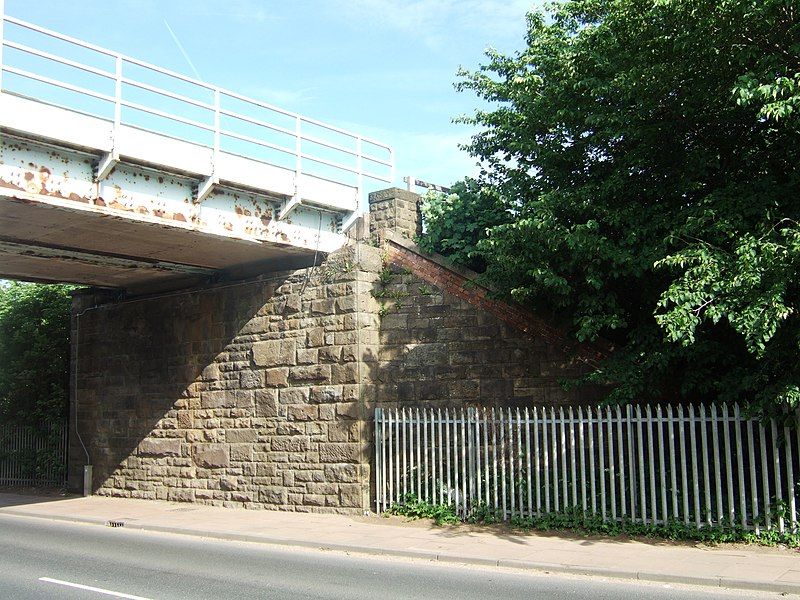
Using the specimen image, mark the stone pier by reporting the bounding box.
[69,188,603,512]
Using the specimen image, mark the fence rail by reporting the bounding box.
[374,405,799,533]
[0,423,67,487]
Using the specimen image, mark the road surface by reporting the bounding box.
[0,513,775,599]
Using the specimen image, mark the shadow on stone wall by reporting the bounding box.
[368,262,605,413]
[70,275,289,497]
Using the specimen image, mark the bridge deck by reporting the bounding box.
[0,10,392,293]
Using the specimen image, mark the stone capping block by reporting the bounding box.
[252,339,297,367]
[368,187,420,205]
[137,438,181,457]
[193,444,230,469]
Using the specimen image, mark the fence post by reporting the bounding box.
[375,407,382,513]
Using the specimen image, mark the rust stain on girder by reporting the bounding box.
[1,144,333,253]
[0,177,25,192]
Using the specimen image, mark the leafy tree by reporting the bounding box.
[418,178,512,272]
[0,282,73,426]
[424,0,800,414]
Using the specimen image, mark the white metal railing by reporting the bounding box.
[375,405,800,533]
[0,10,394,201]
[0,423,67,486]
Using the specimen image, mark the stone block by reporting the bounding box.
[403,343,448,367]
[319,443,359,463]
[264,368,289,387]
[318,346,342,362]
[137,438,181,458]
[256,464,277,477]
[193,444,229,469]
[201,363,221,381]
[327,422,359,442]
[230,443,253,462]
[297,348,319,365]
[176,410,193,429]
[341,345,359,362]
[230,491,253,503]
[168,489,195,503]
[309,385,342,404]
[276,423,304,436]
[338,483,363,508]
[318,405,336,421]
[380,313,408,330]
[306,482,337,495]
[289,364,331,383]
[255,389,278,418]
[311,298,335,315]
[331,363,359,384]
[288,405,317,421]
[238,369,261,389]
[235,390,255,409]
[252,339,297,367]
[279,387,310,404]
[325,464,359,483]
[271,437,310,452]
[284,294,301,314]
[220,476,238,491]
[336,402,361,420]
[260,487,287,504]
[449,379,480,399]
[304,494,325,506]
[200,390,235,409]
[226,429,257,443]
[307,328,325,347]
[335,296,357,313]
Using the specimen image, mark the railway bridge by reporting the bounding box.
[0,7,393,295]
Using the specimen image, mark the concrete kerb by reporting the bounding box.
[1,506,799,596]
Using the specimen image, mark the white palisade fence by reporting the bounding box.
[0,423,67,486]
[374,405,800,533]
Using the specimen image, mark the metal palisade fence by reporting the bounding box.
[0,423,67,487]
[374,405,800,533]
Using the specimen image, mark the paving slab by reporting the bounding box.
[0,493,798,595]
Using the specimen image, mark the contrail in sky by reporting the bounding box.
[163,19,203,81]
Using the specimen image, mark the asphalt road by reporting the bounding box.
[0,513,777,600]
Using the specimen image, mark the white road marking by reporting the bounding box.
[38,577,154,600]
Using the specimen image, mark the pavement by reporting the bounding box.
[0,492,798,595]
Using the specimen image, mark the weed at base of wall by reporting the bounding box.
[384,494,800,547]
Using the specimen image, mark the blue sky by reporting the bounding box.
[4,0,536,191]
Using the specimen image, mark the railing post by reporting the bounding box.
[0,0,5,92]
[213,88,220,171]
[294,115,302,192]
[113,54,122,144]
[95,54,122,181]
[356,136,363,210]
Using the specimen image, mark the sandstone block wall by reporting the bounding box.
[367,235,604,409]
[69,244,383,512]
[69,188,604,512]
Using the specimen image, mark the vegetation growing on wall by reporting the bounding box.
[422,0,800,415]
